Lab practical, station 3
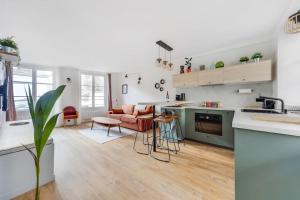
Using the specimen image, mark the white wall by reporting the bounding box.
[276,0,300,107]
[114,41,275,108]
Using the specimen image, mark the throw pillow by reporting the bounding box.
[122,104,135,115]
[112,108,124,114]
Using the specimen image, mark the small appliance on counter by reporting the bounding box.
[175,93,185,101]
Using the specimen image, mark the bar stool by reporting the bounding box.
[150,116,180,162]
[133,115,153,155]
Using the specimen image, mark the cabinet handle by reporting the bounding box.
[242,78,246,81]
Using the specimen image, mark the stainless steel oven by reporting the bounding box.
[195,113,222,136]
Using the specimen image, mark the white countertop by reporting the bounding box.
[0,120,53,155]
[162,105,235,111]
[232,110,300,137]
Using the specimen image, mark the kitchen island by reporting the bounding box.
[0,121,55,200]
[233,110,300,200]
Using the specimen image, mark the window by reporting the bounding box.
[13,67,54,111]
[81,74,105,108]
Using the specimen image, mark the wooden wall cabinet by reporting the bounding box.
[223,60,272,84]
[172,60,272,88]
[172,72,199,88]
[198,68,224,85]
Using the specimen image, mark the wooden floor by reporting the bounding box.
[13,124,234,200]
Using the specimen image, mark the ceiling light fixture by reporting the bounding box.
[155,40,174,71]
[285,10,300,34]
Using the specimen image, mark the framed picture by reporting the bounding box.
[122,84,128,94]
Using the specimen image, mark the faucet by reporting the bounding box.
[258,96,287,114]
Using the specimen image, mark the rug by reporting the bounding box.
[79,126,134,144]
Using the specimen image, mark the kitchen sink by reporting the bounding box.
[241,109,282,114]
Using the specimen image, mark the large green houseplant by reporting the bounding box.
[23,85,65,200]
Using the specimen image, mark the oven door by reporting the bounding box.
[195,113,222,136]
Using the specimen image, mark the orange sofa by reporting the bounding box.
[107,104,153,132]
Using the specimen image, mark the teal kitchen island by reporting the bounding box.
[233,111,300,200]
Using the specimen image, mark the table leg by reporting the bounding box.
[118,125,121,133]
[91,121,94,130]
[107,125,111,136]
[152,105,156,152]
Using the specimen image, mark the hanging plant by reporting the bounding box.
[251,52,263,62]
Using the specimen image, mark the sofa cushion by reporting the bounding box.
[121,114,138,124]
[112,108,124,114]
[122,104,135,115]
[133,109,139,117]
[108,114,124,121]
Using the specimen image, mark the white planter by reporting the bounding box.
[254,58,261,62]
[2,46,15,53]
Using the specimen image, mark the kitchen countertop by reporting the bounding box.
[0,120,53,156]
[162,105,300,137]
[232,110,300,137]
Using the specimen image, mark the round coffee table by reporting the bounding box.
[91,117,122,136]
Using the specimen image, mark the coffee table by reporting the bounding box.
[91,117,122,136]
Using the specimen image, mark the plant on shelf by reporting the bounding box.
[0,36,18,53]
[23,85,65,200]
[251,52,263,62]
[215,61,224,68]
[240,56,249,64]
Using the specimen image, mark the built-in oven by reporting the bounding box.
[195,113,222,136]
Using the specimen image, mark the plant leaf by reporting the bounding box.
[37,113,60,157]
[22,144,37,161]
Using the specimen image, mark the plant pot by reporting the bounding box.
[241,61,248,64]
[2,46,15,53]
[254,58,260,62]
[0,44,2,50]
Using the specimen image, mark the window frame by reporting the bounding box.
[80,72,107,109]
[13,65,55,111]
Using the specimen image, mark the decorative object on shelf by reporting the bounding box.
[122,84,128,94]
[124,73,142,84]
[251,52,263,62]
[199,65,205,71]
[180,65,185,74]
[185,57,192,68]
[159,87,164,91]
[160,79,165,84]
[155,40,174,70]
[285,10,300,34]
[155,83,160,89]
[0,36,18,53]
[166,91,169,100]
[215,61,224,68]
[210,63,215,69]
[186,66,192,73]
[24,85,65,200]
[240,56,249,64]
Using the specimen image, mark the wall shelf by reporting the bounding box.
[0,50,20,63]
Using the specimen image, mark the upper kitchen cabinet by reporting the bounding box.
[198,68,224,85]
[223,60,272,84]
[172,72,199,88]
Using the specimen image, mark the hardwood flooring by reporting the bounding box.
[13,124,234,200]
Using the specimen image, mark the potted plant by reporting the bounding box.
[240,56,249,64]
[0,36,18,53]
[23,85,65,200]
[252,52,263,62]
[215,61,224,68]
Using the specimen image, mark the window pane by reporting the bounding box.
[81,74,92,86]
[13,83,32,97]
[14,97,28,110]
[13,67,32,82]
[81,97,93,107]
[37,84,53,97]
[95,76,104,87]
[37,70,53,84]
[95,86,104,97]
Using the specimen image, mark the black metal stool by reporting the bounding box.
[150,116,179,162]
[133,115,153,155]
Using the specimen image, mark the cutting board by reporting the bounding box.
[252,114,300,125]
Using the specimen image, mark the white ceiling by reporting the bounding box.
[0,0,292,72]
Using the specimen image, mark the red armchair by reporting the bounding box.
[63,106,78,127]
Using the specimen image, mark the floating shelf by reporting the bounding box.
[0,50,20,63]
